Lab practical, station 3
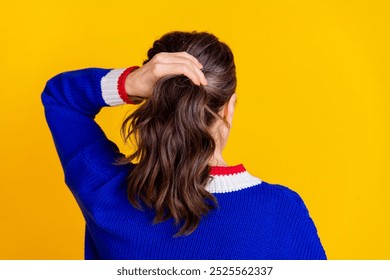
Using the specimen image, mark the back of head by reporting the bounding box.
[121,31,237,236]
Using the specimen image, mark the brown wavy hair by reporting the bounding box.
[119,31,237,237]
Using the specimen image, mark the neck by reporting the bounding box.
[209,159,227,167]
[209,123,229,166]
[208,150,227,167]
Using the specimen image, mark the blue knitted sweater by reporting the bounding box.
[41,67,327,260]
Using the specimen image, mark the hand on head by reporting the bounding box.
[125,52,208,99]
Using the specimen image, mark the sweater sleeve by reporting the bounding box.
[272,186,327,260]
[41,67,135,194]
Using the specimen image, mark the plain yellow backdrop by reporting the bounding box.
[1,0,389,259]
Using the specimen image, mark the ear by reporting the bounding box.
[223,93,237,126]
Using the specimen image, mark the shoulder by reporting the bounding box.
[210,167,308,212]
[240,176,327,259]
[268,182,306,206]
[265,183,327,259]
[251,180,307,207]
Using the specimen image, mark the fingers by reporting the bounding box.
[153,52,208,86]
[157,52,203,69]
[173,52,203,69]
[187,62,208,85]
[157,63,203,86]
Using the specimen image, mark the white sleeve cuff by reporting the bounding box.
[100,68,127,106]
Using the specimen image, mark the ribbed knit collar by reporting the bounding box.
[206,164,262,193]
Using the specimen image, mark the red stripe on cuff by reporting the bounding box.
[117,66,140,104]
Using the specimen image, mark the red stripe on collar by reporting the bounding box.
[209,164,246,176]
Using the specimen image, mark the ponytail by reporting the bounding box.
[120,75,219,237]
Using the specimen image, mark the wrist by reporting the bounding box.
[118,66,140,104]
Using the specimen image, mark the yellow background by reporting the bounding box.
[1,0,389,259]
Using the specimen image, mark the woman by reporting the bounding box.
[42,31,326,259]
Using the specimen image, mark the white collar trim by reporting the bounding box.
[205,171,262,193]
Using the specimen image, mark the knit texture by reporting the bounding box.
[41,67,327,260]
